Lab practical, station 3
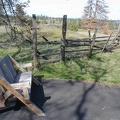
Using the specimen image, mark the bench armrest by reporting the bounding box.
[20,63,32,71]
[11,83,30,89]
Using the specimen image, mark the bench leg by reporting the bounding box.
[22,88,30,103]
[0,99,5,107]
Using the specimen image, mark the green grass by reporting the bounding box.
[0,25,120,84]
[37,26,62,40]
[1,40,120,84]
[0,26,8,34]
[33,48,120,84]
[0,47,18,58]
[38,25,89,40]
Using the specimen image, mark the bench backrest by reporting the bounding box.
[0,55,17,84]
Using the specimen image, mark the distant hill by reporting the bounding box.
[110,20,120,23]
[115,20,120,23]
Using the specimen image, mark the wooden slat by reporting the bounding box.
[8,55,26,72]
[0,84,5,93]
[4,90,12,99]
[4,55,17,78]
[22,88,30,101]
[38,52,60,57]
[66,44,90,47]
[0,59,14,83]
[0,68,6,80]
[0,100,5,107]
[20,63,32,71]
[65,48,100,53]
[0,84,11,107]
[11,82,30,89]
[15,72,32,83]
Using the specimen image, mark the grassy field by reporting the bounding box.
[0,24,120,84]
[34,48,120,84]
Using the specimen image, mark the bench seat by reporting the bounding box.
[11,71,32,92]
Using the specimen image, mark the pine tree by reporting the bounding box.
[82,0,109,58]
[82,0,109,30]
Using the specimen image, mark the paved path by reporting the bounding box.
[0,79,120,120]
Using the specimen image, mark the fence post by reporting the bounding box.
[88,27,97,58]
[32,14,39,70]
[60,15,67,62]
[88,29,91,40]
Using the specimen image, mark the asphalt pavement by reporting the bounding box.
[0,79,120,120]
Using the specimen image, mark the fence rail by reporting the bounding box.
[36,34,116,64]
[28,15,120,65]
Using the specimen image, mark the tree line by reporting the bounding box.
[0,0,119,38]
[35,15,119,31]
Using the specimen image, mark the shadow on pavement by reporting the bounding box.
[75,81,97,120]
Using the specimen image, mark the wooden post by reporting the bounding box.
[61,15,67,62]
[101,32,113,53]
[32,14,39,70]
[118,24,120,33]
[88,27,97,58]
[88,29,91,41]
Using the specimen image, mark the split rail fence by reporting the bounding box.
[28,15,120,65]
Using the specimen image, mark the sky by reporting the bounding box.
[24,0,120,20]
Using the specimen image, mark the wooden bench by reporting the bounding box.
[0,55,45,116]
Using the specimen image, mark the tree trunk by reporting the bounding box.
[88,27,97,58]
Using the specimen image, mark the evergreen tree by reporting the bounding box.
[82,0,109,58]
[82,0,109,30]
